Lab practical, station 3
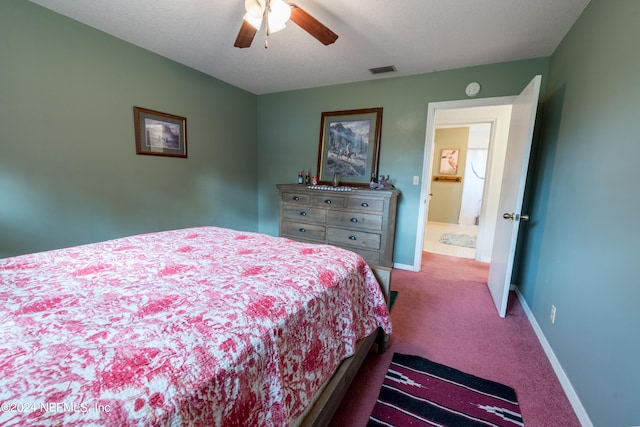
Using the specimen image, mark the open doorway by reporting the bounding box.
[413,76,542,317]
[423,123,491,260]
[412,97,516,272]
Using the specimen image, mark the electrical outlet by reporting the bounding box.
[550,305,556,324]
[413,176,419,185]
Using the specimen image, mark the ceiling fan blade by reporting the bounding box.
[234,20,258,48]
[289,4,338,45]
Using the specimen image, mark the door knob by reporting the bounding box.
[503,213,530,221]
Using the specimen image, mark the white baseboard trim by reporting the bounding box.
[393,262,415,271]
[514,287,593,427]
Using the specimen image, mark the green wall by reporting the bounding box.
[0,1,258,258]
[517,0,640,425]
[256,59,549,266]
[5,0,638,424]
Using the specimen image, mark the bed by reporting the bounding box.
[0,226,391,426]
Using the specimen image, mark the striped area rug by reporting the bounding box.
[368,353,524,427]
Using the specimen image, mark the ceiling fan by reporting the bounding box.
[234,0,338,48]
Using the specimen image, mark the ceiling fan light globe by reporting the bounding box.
[267,0,292,33]
[243,12,263,30]
[243,0,265,29]
[244,0,265,14]
[267,19,287,33]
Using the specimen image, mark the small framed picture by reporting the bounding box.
[134,106,187,158]
[439,149,459,175]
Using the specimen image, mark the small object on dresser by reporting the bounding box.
[312,175,318,185]
[370,173,379,189]
[371,175,395,190]
[298,169,303,184]
[332,173,339,187]
[305,169,311,185]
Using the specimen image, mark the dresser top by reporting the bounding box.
[277,183,399,197]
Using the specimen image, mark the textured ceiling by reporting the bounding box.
[28,0,590,95]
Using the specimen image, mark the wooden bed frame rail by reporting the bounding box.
[296,330,379,426]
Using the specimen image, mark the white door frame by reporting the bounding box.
[412,96,516,272]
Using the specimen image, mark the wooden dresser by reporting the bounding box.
[277,184,399,269]
[277,184,398,350]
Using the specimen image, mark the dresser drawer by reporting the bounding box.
[347,197,384,212]
[312,194,345,208]
[348,248,381,266]
[281,221,326,241]
[282,206,326,223]
[281,191,311,205]
[327,210,383,231]
[327,227,381,250]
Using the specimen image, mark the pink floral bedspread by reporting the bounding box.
[0,226,391,426]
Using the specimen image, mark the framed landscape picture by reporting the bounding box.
[317,107,383,186]
[134,106,187,158]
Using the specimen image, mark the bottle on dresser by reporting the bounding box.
[298,169,303,184]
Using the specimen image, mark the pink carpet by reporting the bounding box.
[329,252,580,426]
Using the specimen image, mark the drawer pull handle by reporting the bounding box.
[299,228,306,233]
[300,211,307,216]
[292,196,300,201]
[361,202,369,207]
[348,236,357,241]
[350,218,358,222]
[324,199,332,204]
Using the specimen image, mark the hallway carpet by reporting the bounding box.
[329,252,580,427]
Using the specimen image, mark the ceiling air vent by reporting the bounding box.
[369,65,396,75]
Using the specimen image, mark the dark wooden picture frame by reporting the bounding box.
[134,106,187,158]
[317,107,383,186]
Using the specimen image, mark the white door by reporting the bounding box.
[487,75,542,317]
